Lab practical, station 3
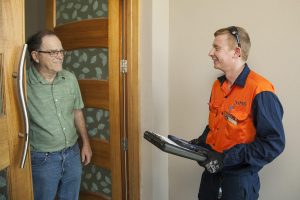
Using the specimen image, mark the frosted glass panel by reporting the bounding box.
[56,0,108,26]
[63,48,108,80]
[84,108,109,141]
[81,164,112,197]
[63,48,109,141]
[0,168,8,200]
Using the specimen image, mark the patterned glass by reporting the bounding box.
[64,48,108,80]
[63,47,109,141]
[0,168,8,200]
[81,164,112,197]
[56,0,108,26]
[83,108,110,141]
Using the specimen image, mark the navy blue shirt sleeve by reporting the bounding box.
[223,91,285,169]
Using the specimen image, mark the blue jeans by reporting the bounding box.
[31,143,82,200]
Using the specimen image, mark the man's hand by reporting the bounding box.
[81,143,92,165]
[198,149,224,173]
[74,109,92,165]
[189,126,224,173]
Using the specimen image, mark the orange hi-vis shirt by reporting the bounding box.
[206,69,275,153]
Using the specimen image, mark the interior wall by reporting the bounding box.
[140,0,170,199]
[168,0,300,200]
[141,0,300,200]
[25,0,46,65]
[25,0,46,40]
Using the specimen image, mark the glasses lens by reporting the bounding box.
[59,50,66,56]
[51,50,65,57]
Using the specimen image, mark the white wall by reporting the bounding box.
[140,0,170,199]
[141,0,300,199]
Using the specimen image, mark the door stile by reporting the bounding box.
[109,0,123,199]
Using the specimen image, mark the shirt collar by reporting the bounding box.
[217,64,250,87]
[28,66,66,85]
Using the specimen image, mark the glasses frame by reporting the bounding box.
[37,49,66,57]
[228,26,241,48]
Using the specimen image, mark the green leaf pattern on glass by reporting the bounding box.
[0,169,7,200]
[63,48,108,80]
[81,165,112,197]
[56,0,108,26]
[83,108,110,141]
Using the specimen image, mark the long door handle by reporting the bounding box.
[14,44,29,168]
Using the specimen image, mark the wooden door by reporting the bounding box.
[0,0,33,199]
[46,0,122,199]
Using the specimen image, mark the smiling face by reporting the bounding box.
[208,34,237,73]
[31,35,64,75]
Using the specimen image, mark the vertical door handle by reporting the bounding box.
[14,44,29,168]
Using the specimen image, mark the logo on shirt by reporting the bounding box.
[229,100,247,112]
[235,100,247,107]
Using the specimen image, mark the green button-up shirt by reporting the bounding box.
[27,66,84,152]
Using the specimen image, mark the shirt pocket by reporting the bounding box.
[60,87,76,113]
[224,110,252,142]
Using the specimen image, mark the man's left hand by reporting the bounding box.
[81,143,92,165]
[198,149,224,173]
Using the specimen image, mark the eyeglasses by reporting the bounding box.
[228,26,241,48]
[37,50,66,57]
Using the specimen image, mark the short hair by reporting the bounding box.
[26,30,58,63]
[214,26,251,61]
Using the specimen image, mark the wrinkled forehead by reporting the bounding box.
[40,35,63,50]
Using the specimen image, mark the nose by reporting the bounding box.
[208,48,214,57]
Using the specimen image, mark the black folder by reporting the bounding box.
[144,131,208,162]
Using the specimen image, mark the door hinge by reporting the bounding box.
[120,59,127,74]
[122,138,128,151]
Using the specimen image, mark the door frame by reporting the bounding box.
[124,0,140,199]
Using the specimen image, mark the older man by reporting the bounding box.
[26,30,92,200]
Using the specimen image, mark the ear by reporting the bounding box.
[234,47,242,58]
[31,51,39,63]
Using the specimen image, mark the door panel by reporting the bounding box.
[78,80,109,109]
[0,0,33,199]
[47,0,122,199]
[54,19,108,49]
